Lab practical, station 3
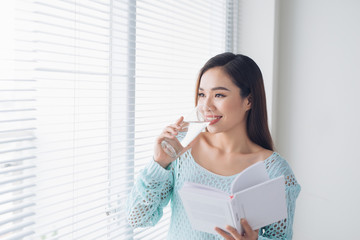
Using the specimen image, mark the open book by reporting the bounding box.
[178,161,287,235]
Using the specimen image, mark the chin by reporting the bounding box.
[206,126,220,134]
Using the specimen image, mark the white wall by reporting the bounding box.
[276,0,360,239]
[237,0,278,132]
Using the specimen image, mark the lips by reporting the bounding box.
[206,116,222,125]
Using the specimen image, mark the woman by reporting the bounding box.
[126,53,300,240]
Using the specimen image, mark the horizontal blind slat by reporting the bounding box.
[0,137,36,144]
[0,174,36,185]
[35,187,132,219]
[0,212,35,226]
[0,164,36,174]
[33,1,110,21]
[0,222,35,238]
[34,169,134,191]
[0,202,36,215]
[138,0,225,25]
[34,196,130,239]
[2,230,35,240]
[0,193,36,205]
[35,181,132,211]
[0,156,36,165]
[0,184,37,195]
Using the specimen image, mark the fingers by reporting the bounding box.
[214,227,234,240]
[241,219,259,239]
[240,219,252,235]
[225,225,242,239]
[163,127,178,138]
[156,117,183,143]
[164,117,183,135]
[215,221,258,240]
[175,116,184,126]
[215,225,242,240]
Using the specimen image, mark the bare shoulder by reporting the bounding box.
[259,149,274,161]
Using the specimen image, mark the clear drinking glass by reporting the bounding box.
[161,105,214,159]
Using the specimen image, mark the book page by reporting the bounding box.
[230,161,270,194]
[232,176,287,230]
[179,184,235,234]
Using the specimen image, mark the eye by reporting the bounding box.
[215,93,225,98]
[198,93,205,97]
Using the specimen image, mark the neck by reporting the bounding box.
[210,125,259,154]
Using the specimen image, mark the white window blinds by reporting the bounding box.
[0,1,238,239]
[0,1,37,239]
[133,2,231,238]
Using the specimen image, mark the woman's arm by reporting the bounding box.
[258,157,301,240]
[126,117,185,228]
[126,159,175,228]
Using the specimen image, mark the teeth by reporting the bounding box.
[207,117,221,121]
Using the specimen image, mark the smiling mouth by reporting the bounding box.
[207,116,222,125]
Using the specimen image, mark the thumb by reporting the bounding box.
[175,116,184,126]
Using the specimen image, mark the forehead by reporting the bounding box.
[199,67,237,90]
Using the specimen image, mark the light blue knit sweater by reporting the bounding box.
[126,149,300,239]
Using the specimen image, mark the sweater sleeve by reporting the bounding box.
[126,158,175,228]
[258,156,301,240]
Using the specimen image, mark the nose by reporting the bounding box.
[197,104,214,120]
[198,96,215,114]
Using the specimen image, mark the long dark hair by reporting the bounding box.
[195,52,274,151]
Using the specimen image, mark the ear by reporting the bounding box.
[246,94,252,111]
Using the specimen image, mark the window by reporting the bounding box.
[0,0,238,239]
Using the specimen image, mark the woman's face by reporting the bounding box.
[197,67,251,134]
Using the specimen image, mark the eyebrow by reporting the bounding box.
[198,87,230,91]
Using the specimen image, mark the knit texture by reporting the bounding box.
[126,149,300,240]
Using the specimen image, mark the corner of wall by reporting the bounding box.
[236,0,279,142]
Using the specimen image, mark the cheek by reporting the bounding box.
[221,101,240,113]
[221,101,247,120]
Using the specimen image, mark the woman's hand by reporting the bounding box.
[153,116,184,168]
[215,219,259,240]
